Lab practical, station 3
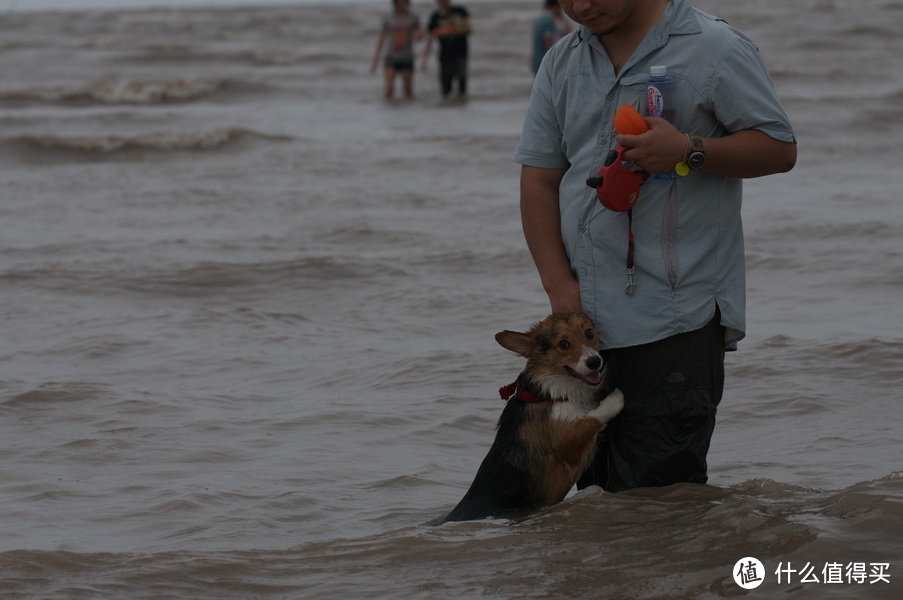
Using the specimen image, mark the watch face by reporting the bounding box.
[688,151,706,170]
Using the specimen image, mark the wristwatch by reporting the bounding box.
[687,135,706,170]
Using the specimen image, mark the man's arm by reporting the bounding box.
[520,165,582,313]
[370,27,386,73]
[618,117,797,179]
[421,30,433,70]
[454,8,472,36]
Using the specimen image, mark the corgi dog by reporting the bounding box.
[442,312,624,523]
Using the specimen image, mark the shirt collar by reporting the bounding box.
[570,0,702,49]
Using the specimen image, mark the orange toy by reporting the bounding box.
[613,104,649,135]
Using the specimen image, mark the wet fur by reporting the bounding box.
[442,313,624,523]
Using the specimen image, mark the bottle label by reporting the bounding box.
[647,85,664,117]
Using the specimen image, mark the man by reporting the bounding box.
[422,0,472,100]
[513,0,796,492]
[532,0,571,75]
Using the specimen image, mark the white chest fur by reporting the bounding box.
[549,386,599,420]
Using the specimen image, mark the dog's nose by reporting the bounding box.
[586,355,601,371]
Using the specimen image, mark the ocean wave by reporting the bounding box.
[838,24,899,39]
[0,78,244,106]
[753,219,899,242]
[1,474,899,600]
[811,338,903,378]
[1,381,112,408]
[0,256,406,299]
[118,46,344,67]
[121,257,404,297]
[736,335,903,382]
[3,127,291,159]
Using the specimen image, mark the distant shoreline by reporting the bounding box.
[2,0,508,15]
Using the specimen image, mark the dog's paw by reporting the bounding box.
[589,388,624,424]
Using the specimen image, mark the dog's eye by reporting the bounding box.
[585,329,594,340]
[558,339,571,350]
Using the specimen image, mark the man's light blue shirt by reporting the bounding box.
[514,0,795,350]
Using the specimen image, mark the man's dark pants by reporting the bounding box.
[578,311,726,492]
[439,56,467,97]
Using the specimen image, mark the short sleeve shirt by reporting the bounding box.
[513,0,795,350]
[428,5,470,60]
[383,13,420,63]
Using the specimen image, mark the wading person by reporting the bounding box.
[512,0,796,492]
[371,0,422,100]
[422,0,471,100]
[532,0,572,75]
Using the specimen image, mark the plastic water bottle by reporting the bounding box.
[646,65,675,123]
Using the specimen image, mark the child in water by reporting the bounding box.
[371,0,423,100]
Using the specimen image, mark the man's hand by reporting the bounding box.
[619,119,797,178]
[616,117,686,175]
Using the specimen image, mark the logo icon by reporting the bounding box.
[733,556,765,589]
[646,86,664,117]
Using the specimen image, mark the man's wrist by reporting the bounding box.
[541,269,577,294]
[676,134,706,175]
[675,133,692,176]
[686,135,706,170]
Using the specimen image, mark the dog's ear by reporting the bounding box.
[495,330,533,356]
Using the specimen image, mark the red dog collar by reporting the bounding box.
[498,381,566,406]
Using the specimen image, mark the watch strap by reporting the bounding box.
[689,135,705,153]
[687,135,706,170]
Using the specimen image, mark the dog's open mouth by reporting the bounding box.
[566,367,602,386]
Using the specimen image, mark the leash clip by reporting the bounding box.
[624,267,635,295]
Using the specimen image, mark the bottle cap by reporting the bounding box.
[650,65,667,76]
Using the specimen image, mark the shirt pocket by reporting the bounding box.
[616,73,648,114]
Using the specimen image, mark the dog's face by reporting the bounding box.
[496,312,605,389]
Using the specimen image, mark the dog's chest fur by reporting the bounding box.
[550,395,598,421]
[537,376,600,421]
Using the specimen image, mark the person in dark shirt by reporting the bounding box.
[421,0,472,100]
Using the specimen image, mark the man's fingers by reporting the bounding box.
[616,133,645,147]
